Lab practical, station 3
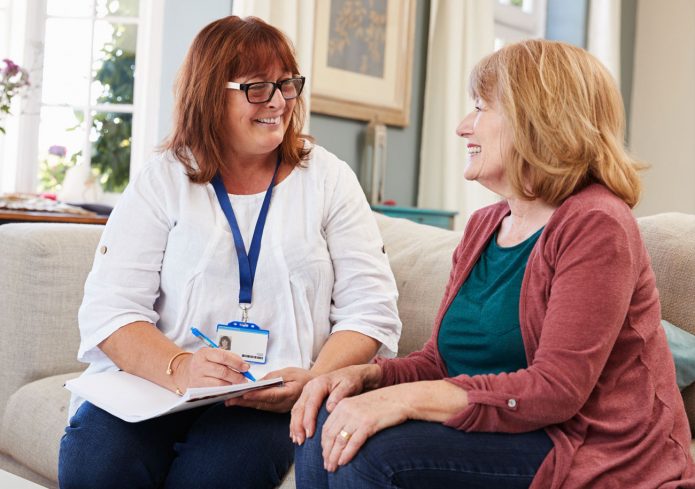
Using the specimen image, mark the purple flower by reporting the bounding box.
[48,145,67,158]
[1,59,19,77]
[1,58,30,133]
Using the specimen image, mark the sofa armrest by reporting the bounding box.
[0,223,104,418]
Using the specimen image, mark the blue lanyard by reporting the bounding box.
[211,155,281,310]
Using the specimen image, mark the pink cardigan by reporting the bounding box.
[377,184,695,488]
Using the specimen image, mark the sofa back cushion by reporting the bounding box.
[637,213,695,432]
[637,213,695,335]
[0,223,103,417]
[374,213,462,356]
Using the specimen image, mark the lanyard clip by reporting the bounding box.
[239,303,251,323]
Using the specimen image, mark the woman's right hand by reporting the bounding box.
[174,347,251,391]
[289,363,382,445]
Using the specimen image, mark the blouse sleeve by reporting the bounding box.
[77,161,174,363]
[322,157,402,357]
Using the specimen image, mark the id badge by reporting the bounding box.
[216,321,269,364]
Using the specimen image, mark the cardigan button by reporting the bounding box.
[99,245,108,254]
[507,399,517,408]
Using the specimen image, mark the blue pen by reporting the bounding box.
[190,327,256,381]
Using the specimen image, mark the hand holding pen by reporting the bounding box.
[190,327,256,381]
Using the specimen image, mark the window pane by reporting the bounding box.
[90,111,132,192]
[37,106,86,193]
[521,0,534,14]
[42,19,93,106]
[96,0,139,18]
[47,0,93,17]
[91,21,137,105]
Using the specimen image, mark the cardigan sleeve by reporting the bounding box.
[444,208,640,432]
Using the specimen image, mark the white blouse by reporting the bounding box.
[70,143,401,417]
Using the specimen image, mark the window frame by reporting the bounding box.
[494,0,547,49]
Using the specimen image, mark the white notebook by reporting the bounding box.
[65,370,283,423]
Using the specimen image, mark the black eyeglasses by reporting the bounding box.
[226,76,306,104]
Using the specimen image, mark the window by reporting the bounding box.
[0,0,164,202]
[494,0,547,50]
[39,0,140,195]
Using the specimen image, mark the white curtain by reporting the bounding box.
[587,0,622,85]
[231,0,315,128]
[417,0,496,229]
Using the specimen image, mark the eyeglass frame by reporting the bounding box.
[226,76,306,104]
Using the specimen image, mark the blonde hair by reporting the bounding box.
[469,39,642,207]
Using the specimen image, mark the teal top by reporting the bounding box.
[438,226,543,377]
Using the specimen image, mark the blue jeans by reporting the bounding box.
[59,401,293,489]
[295,405,553,489]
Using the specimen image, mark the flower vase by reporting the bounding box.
[58,163,103,203]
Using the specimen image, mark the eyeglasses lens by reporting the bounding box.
[247,83,274,103]
[246,78,304,103]
[280,78,303,99]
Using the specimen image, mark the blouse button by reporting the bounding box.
[99,245,108,254]
[507,399,517,409]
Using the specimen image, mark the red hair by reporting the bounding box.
[163,16,311,183]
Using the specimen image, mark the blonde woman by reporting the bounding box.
[291,39,695,488]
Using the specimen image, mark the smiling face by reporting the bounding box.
[224,64,297,162]
[456,97,514,196]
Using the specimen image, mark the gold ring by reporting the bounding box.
[339,430,352,442]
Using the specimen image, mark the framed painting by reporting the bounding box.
[311,0,416,127]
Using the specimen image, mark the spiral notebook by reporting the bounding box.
[65,370,283,422]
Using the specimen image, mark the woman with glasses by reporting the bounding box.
[291,39,695,488]
[59,16,401,489]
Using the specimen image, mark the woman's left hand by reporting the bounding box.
[320,384,412,472]
[225,367,314,413]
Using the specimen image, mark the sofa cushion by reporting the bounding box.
[637,213,695,334]
[0,223,100,421]
[638,213,695,433]
[0,372,80,483]
[375,214,463,356]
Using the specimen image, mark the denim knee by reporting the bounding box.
[295,403,332,489]
[58,402,177,489]
[165,405,294,489]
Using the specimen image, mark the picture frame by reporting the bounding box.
[311,0,416,127]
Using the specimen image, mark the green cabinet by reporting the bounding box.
[371,205,457,230]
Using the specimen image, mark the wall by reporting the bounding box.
[308,0,430,207]
[545,0,587,47]
[157,0,233,143]
[630,0,695,216]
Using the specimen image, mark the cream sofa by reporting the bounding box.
[1,212,694,488]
